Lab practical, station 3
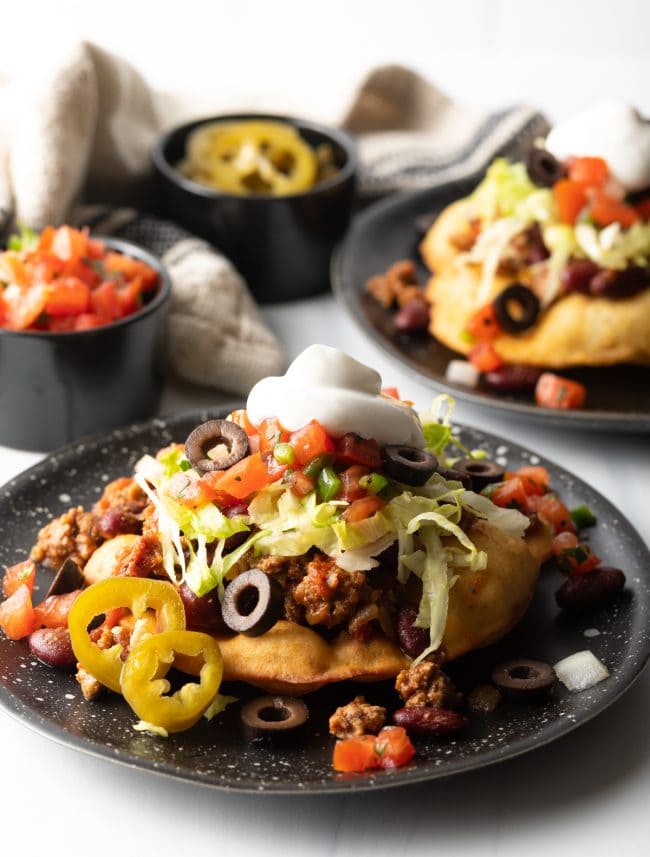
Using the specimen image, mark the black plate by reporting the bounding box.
[332,178,650,431]
[0,408,648,793]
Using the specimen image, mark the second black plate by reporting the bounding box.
[332,178,650,431]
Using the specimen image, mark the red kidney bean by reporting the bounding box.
[28,627,76,669]
[396,606,429,658]
[555,566,626,612]
[393,706,469,736]
[97,507,141,538]
[178,582,227,633]
[589,267,648,298]
[561,260,601,294]
[394,299,429,333]
[483,364,542,392]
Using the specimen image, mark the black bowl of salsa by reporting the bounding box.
[0,233,171,451]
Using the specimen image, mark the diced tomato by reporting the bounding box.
[381,387,400,400]
[552,531,579,556]
[339,465,370,502]
[529,493,575,534]
[45,277,90,317]
[115,276,143,315]
[282,469,315,497]
[31,253,66,284]
[205,453,272,500]
[464,303,501,343]
[290,421,335,466]
[85,238,106,259]
[468,342,503,373]
[589,192,639,228]
[51,226,88,262]
[37,225,56,253]
[635,198,650,221]
[535,373,586,410]
[516,465,551,496]
[0,290,6,325]
[342,495,385,523]
[332,726,415,773]
[0,252,29,286]
[265,454,289,482]
[104,251,158,290]
[33,590,81,629]
[335,433,382,469]
[165,472,218,508]
[490,477,528,510]
[2,560,36,598]
[258,417,290,455]
[65,258,102,289]
[4,283,48,330]
[568,157,608,188]
[74,313,104,331]
[0,584,35,640]
[565,546,602,575]
[554,179,588,225]
[228,409,258,438]
[89,281,121,322]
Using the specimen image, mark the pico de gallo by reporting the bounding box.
[0,225,159,332]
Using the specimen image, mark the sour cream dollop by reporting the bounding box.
[246,344,425,448]
[545,100,650,192]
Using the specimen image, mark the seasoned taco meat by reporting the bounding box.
[395,660,462,709]
[31,506,103,569]
[329,695,386,738]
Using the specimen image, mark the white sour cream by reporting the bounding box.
[545,100,650,192]
[246,344,425,448]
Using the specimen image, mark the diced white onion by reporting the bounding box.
[445,360,480,388]
[553,650,610,692]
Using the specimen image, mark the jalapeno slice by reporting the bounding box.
[121,630,223,733]
[68,578,186,693]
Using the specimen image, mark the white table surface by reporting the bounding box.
[0,294,648,857]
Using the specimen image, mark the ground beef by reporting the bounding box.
[291,555,370,629]
[395,660,462,709]
[329,695,386,738]
[117,534,163,578]
[30,506,103,569]
[365,260,423,309]
[75,664,103,701]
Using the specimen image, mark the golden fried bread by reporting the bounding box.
[422,199,650,367]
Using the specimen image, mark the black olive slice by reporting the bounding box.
[240,695,309,743]
[435,467,473,491]
[221,569,283,637]
[185,419,249,474]
[46,558,84,598]
[382,445,438,486]
[492,284,541,334]
[491,658,556,702]
[454,458,505,492]
[526,147,566,187]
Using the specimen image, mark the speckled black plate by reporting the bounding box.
[332,178,650,431]
[0,407,648,794]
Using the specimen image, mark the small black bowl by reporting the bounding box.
[153,113,357,303]
[0,237,171,452]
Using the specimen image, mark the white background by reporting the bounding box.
[0,2,649,855]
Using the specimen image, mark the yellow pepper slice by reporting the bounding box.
[68,578,185,693]
[180,120,318,196]
[121,630,223,733]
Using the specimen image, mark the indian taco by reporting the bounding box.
[24,345,552,713]
[421,100,650,369]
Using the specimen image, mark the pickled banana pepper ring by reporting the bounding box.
[68,578,186,692]
[121,630,223,733]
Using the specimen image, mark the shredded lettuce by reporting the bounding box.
[461,490,530,538]
[575,221,650,269]
[185,529,268,598]
[471,158,538,220]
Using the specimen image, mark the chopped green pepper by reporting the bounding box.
[273,442,295,465]
[303,453,334,479]
[570,504,597,529]
[318,466,342,501]
[359,473,388,495]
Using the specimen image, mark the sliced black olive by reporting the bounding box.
[526,147,566,187]
[382,445,438,486]
[240,695,309,743]
[492,284,540,334]
[221,569,283,637]
[185,419,249,474]
[46,558,84,598]
[454,458,505,492]
[491,658,555,702]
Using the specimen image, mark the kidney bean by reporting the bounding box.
[97,507,141,538]
[178,582,227,633]
[393,706,469,736]
[561,260,601,294]
[589,267,648,298]
[28,627,76,669]
[555,566,626,612]
[394,298,429,333]
[483,364,542,393]
[396,606,429,658]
